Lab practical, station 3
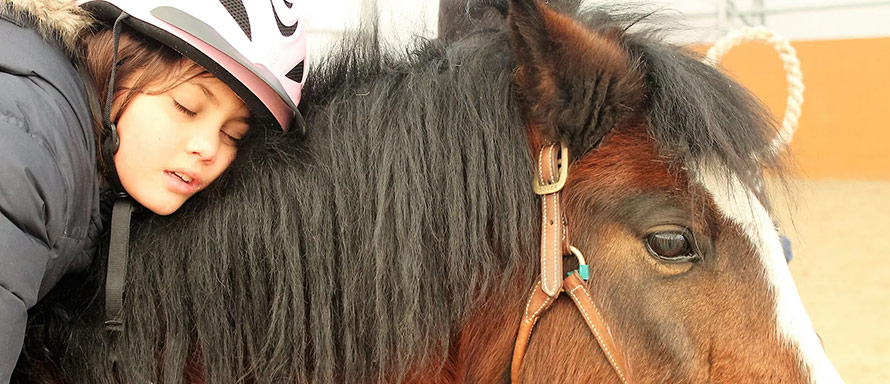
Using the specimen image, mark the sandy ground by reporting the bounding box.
[769,179,890,383]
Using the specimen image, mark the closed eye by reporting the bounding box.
[173,101,197,117]
[221,122,249,145]
[221,130,242,145]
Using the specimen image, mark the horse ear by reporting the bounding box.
[508,0,645,155]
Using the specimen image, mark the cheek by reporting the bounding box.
[222,146,238,167]
[113,119,146,169]
[115,102,167,150]
[210,147,239,178]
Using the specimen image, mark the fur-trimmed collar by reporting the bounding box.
[0,0,94,52]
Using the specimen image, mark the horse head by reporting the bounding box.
[494,0,842,382]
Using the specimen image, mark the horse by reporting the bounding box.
[15,0,842,382]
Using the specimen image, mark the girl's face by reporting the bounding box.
[114,74,249,215]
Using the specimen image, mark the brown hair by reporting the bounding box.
[79,25,206,176]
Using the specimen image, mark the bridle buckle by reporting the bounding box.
[532,141,569,195]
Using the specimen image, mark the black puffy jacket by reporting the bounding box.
[0,1,103,382]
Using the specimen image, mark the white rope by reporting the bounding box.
[704,26,805,154]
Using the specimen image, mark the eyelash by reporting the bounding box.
[222,131,242,144]
[173,101,197,117]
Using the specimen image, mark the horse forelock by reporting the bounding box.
[622,33,784,192]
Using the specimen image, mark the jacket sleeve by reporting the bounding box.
[0,114,65,383]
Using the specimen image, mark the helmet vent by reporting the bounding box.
[219,0,252,40]
[285,61,304,83]
[272,0,298,37]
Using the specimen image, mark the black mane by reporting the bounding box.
[17,5,782,384]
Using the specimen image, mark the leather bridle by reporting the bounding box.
[510,142,631,383]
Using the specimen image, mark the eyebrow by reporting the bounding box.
[193,82,219,105]
[192,82,251,123]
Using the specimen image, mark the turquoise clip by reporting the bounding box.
[568,246,589,281]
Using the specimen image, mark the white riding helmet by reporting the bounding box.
[78,0,308,133]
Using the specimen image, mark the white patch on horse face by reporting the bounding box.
[694,163,844,383]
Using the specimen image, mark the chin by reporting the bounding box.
[120,180,189,215]
[141,200,185,216]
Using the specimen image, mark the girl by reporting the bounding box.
[0,0,307,381]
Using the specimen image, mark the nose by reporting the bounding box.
[185,125,220,163]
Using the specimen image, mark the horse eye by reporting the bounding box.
[645,231,698,263]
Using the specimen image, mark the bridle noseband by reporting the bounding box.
[510,142,631,383]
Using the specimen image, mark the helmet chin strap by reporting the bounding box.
[103,11,128,155]
[102,10,135,375]
[101,11,128,194]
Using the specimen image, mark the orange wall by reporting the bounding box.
[695,37,890,181]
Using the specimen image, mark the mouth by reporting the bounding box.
[171,171,193,183]
[164,170,203,194]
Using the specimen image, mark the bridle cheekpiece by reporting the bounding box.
[511,141,631,383]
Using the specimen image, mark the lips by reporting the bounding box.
[164,169,203,195]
